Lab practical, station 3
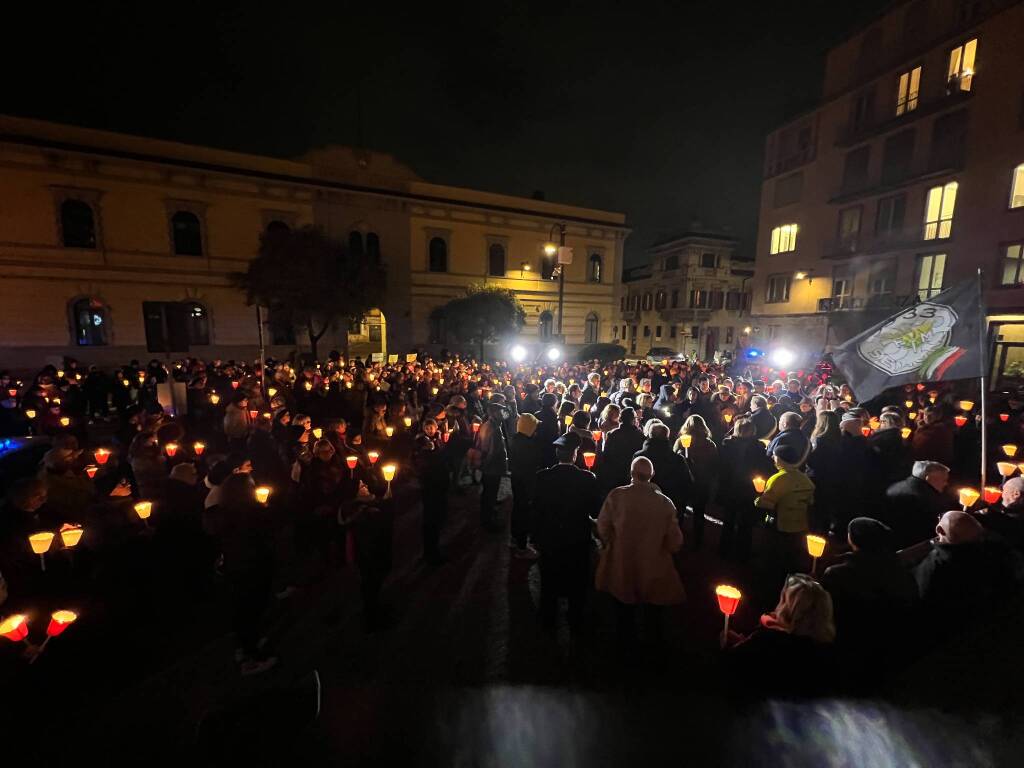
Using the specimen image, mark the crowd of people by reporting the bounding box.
[2,350,1024,693]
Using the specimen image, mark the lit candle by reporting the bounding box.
[94,447,111,464]
[806,534,826,575]
[907,411,917,420]
[680,433,693,449]
[0,614,29,643]
[715,584,741,648]
[312,427,323,439]
[46,610,77,638]
[25,409,36,419]
[345,381,353,389]
[1000,413,1010,422]
[592,430,603,443]
[442,431,451,443]
[134,500,153,521]
[983,486,1002,505]
[248,409,259,421]
[752,476,766,493]
[904,400,914,409]
[231,380,240,390]
[381,463,397,483]
[304,381,313,391]
[209,393,221,405]
[954,415,967,428]
[255,486,272,504]
[860,426,871,437]
[723,413,733,424]
[583,403,591,412]
[564,415,573,427]
[957,487,980,510]
[60,417,71,427]
[583,451,597,469]
[900,427,912,440]
[85,465,99,478]
[193,441,206,456]
[869,417,880,431]
[432,387,439,396]
[7,388,16,397]
[60,524,83,548]
[267,387,277,397]
[958,400,975,412]
[385,426,395,438]
[472,422,480,434]
[123,379,131,388]
[345,455,358,474]
[403,416,413,428]
[1003,444,1019,458]
[998,461,1018,478]
[368,451,380,465]
[29,531,54,571]
[165,442,179,457]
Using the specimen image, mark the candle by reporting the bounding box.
[46,610,78,638]
[60,417,71,427]
[312,428,323,439]
[998,461,1018,477]
[680,433,693,449]
[123,379,131,388]
[231,380,240,389]
[368,451,380,465]
[752,476,766,493]
[85,465,99,478]
[583,403,591,412]
[25,409,36,419]
[7,388,16,397]
[958,400,974,411]
[957,488,980,509]
[860,426,871,437]
[29,531,55,554]
[904,400,914,409]
[900,427,912,439]
[193,441,206,456]
[564,415,573,427]
[209,393,221,405]
[592,430,603,443]
[381,464,397,482]
[134,500,153,520]
[723,413,733,424]
[94,447,111,464]
[255,486,272,504]
[983,486,1002,505]
[165,442,179,457]
[869,417,880,431]
[806,534,826,559]
[267,387,277,397]
[304,381,313,391]
[385,426,395,438]
[1000,413,1010,422]
[403,416,413,428]
[442,431,451,443]
[432,387,439,396]
[345,455,358,470]
[908,411,917,421]
[715,584,741,648]
[0,614,29,642]
[583,451,597,469]
[60,524,83,548]
[1003,444,1018,458]
[248,409,259,421]
[954,415,967,428]
[472,422,480,434]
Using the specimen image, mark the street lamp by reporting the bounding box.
[543,222,569,338]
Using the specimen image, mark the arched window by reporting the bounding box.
[171,211,203,256]
[71,298,108,346]
[584,312,599,343]
[349,231,365,257]
[488,243,506,276]
[366,232,381,262]
[589,253,602,283]
[184,301,210,345]
[642,292,653,311]
[429,237,448,272]
[541,253,555,280]
[538,311,554,340]
[61,200,96,249]
[655,290,667,310]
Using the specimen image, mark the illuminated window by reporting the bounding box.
[1001,243,1024,286]
[71,298,108,346]
[589,253,602,282]
[838,206,862,241]
[923,182,958,240]
[642,292,653,311]
[765,275,790,304]
[915,254,946,300]
[769,224,798,254]
[689,290,709,309]
[947,38,977,92]
[585,313,599,343]
[655,291,667,310]
[1010,164,1024,209]
[172,211,203,256]
[832,268,853,309]
[896,66,922,115]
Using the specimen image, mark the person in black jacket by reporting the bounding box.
[598,407,645,497]
[884,460,953,549]
[867,411,912,488]
[634,422,693,519]
[508,413,542,558]
[414,433,449,565]
[718,418,775,561]
[532,433,601,634]
[534,392,560,469]
[579,372,602,412]
[749,395,777,441]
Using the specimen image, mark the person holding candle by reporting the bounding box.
[754,443,816,580]
[598,407,646,498]
[765,412,810,468]
[414,433,450,566]
[477,397,510,533]
[724,574,837,697]
[579,372,602,412]
[978,476,1024,551]
[532,431,601,636]
[676,415,718,550]
[508,413,542,559]
[223,392,252,452]
[910,406,955,470]
[748,395,778,441]
[566,411,599,471]
[595,456,684,649]
[717,418,776,562]
[868,411,913,488]
[634,422,693,525]
[533,393,561,469]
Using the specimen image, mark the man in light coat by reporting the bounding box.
[596,456,685,647]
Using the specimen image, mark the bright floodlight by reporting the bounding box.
[546,347,561,362]
[770,347,796,368]
[510,344,527,362]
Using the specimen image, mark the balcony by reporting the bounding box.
[835,88,973,148]
[823,225,952,260]
[659,308,713,323]
[817,294,915,313]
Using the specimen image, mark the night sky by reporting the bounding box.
[5,1,890,267]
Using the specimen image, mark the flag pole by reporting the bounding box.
[978,268,987,493]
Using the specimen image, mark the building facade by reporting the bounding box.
[615,231,753,359]
[750,0,1024,387]
[0,115,627,369]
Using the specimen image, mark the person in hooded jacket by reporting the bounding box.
[634,422,693,518]
[598,407,646,497]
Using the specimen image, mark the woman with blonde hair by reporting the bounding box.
[676,414,718,549]
[726,574,837,696]
[597,402,620,434]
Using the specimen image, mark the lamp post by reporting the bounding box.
[544,222,568,338]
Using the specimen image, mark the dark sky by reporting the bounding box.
[5,1,890,267]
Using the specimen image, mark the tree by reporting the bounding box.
[435,284,526,362]
[232,226,386,361]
